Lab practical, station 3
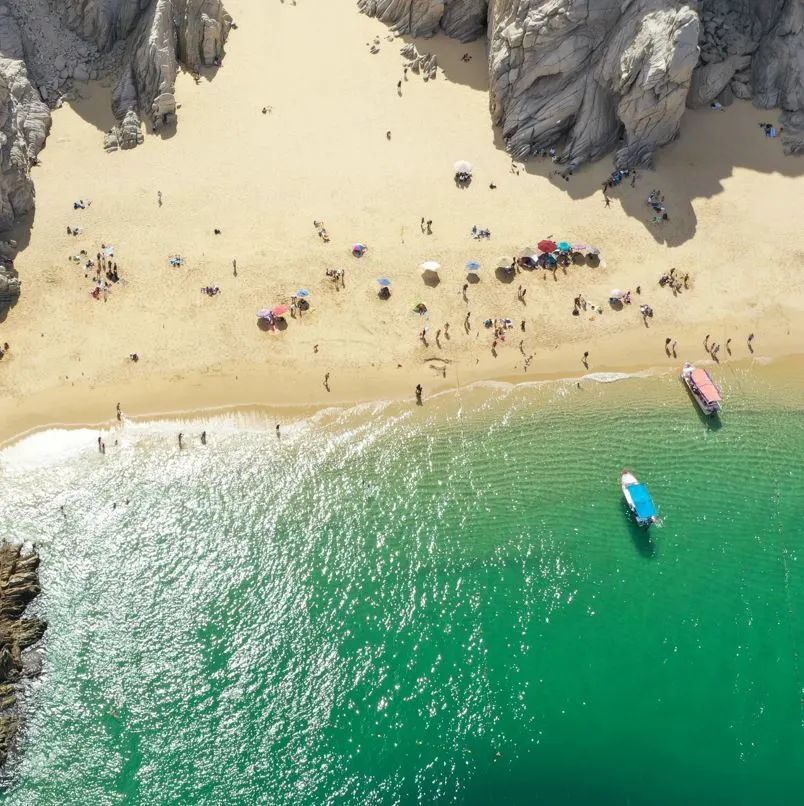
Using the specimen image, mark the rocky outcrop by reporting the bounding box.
[0,7,51,233]
[63,0,233,134]
[490,1,700,168]
[361,0,804,164]
[0,542,46,771]
[0,0,230,233]
[0,260,21,311]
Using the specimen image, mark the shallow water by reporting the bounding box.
[2,371,803,804]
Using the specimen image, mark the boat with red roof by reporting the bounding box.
[681,363,723,415]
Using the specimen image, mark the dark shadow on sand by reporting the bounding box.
[393,27,804,248]
[422,272,441,288]
[517,102,804,247]
[398,33,489,93]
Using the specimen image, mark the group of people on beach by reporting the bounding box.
[658,267,690,293]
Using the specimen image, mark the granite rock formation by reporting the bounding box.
[0,542,46,770]
[360,0,804,163]
[0,7,51,233]
[0,0,231,234]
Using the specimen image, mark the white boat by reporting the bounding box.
[681,363,722,415]
[621,469,658,527]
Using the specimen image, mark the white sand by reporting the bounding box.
[1,0,803,444]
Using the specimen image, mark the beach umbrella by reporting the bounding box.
[572,243,587,252]
[557,241,572,252]
[538,239,557,253]
[496,256,514,269]
[518,246,539,260]
[466,260,481,271]
[420,260,441,272]
[257,308,273,320]
[453,160,473,174]
[609,289,625,299]
[352,243,366,257]
[271,305,290,316]
[296,289,310,298]
[586,246,600,255]
[377,277,392,287]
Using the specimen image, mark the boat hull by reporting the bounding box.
[681,363,722,416]
[621,470,658,527]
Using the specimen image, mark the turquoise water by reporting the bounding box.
[2,370,803,804]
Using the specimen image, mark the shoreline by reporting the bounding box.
[3,344,802,451]
[2,0,804,453]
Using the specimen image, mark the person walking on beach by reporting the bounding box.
[604,196,611,208]
[582,351,589,368]
[276,424,280,437]
[426,220,433,235]
[178,432,183,449]
[232,258,237,277]
[201,431,207,445]
[324,372,330,391]
[116,403,121,421]
[157,190,162,207]
[415,384,422,404]
[97,435,102,453]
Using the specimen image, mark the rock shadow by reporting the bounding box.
[62,80,118,134]
[397,33,488,93]
[518,101,804,247]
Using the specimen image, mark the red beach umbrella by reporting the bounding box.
[271,305,289,316]
[538,239,557,253]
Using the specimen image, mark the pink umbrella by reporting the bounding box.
[272,305,289,316]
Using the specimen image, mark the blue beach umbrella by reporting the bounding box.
[377,277,392,287]
[296,289,310,298]
[557,241,572,252]
[466,260,481,271]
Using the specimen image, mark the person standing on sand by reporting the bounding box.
[324,372,330,391]
[157,190,162,207]
[415,384,422,403]
[178,432,183,449]
[232,258,237,276]
[97,436,102,452]
[276,424,280,437]
[201,431,207,445]
[116,403,121,421]
[582,351,589,368]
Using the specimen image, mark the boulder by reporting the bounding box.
[72,63,90,81]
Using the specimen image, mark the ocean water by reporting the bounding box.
[1,368,803,805]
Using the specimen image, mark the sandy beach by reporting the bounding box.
[1,0,803,446]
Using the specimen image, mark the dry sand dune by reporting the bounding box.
[1,0,803,443]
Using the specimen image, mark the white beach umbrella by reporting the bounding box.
[419,260,441,273]
[453,160,473,174]
[609,289,625,299]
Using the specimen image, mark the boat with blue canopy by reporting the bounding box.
[621,469,658,526]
